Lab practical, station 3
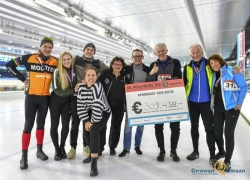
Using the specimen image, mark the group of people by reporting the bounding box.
[5,37,247,176]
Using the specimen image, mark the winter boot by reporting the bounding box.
[90,157,98,177]
[54,146,62,161]
[20,150,28,170]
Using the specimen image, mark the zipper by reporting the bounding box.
[198,73,200,102]
[220,70,226,109]
[106,78,113,97]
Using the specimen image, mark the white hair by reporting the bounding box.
[189,44,203,53]
[155,43,167,50]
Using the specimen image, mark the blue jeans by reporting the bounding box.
[123,114,144,151]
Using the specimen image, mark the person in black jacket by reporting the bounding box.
[147,43,182,162]
[118,49,150,157]
[99,57,126,156]
[49,51,76,161]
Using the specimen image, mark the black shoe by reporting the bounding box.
[36,144,49,161]
[224,161,231,172]
[90,157,98,177]
[134,147,142,155]
[54,146,62,161]
[82,156,91,164]
[118,149,130,157]
[20,150,28,170]
[215,151,226,160]
[209,158,218,167]
[60,145,67,159]
[110,148,116,156]
[186,151,199,160]
[170,151,180,162]
[37,151,49,161]
[157,151,165,162]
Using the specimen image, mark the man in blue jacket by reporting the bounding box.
[183,44,217,166]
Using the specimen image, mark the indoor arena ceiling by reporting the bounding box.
[0,0,250,64]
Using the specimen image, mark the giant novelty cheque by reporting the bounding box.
[125,79,190,127]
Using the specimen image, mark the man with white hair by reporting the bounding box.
[183,44,217,167]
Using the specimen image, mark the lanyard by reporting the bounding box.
[215,70,226,87]
[66,70,73,88]
[37,57,44,67]
[192,62,203,78]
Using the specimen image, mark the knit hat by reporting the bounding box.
[40,37,53,47]
[84,43,95,54]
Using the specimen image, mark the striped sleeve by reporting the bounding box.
[77,82,110,123]
[77,84,91,123]
[90,82,110,123]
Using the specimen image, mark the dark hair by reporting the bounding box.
[132,49,143,56]
[109,56,126,70]
[208,54,228,70]
[83,67,98,79]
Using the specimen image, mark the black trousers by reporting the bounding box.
[69,96,87,148]
[155,122,180,152]
[188,101,216,155]
[83,112,110,154]
[214,106,240,162]
[109,104,125,149]
[49,91,71,147]
[24,95,50,133]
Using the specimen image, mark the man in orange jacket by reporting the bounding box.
[5,37,58,170]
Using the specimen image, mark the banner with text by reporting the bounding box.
[125,79,190,127]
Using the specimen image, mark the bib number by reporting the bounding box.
[223,82,238,91]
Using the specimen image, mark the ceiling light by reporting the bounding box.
[79,20,105,34]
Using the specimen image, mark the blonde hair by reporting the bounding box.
[56,52,74,90]
[83,67,98,79]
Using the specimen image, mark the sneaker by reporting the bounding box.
[170,151,180,162]
[215,151,226,160]
[67,147,76,159]
[82,156,91,164]
[225,161,231,172]
[157,151,165,162]
[134,147,142,155]
[209,158,218,167]
[118,149,130,157]
[83,146,90,157]
[186,151,199,160]
[110,148,116,156]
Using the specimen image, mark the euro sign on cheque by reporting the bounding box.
[125,79,190,127]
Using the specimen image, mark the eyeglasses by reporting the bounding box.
[132,55,143,59]
[113,63,123,67]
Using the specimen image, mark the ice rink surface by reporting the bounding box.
[0,92,249,180]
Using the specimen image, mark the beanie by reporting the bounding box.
[40,37,53,47]
[84,43,96,54]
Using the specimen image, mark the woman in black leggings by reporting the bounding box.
[77,67,111,177]
[98,57,126,156]
[208,54,247,171]
[49,51,76,160]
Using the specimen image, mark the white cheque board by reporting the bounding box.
[125,79,190,127]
